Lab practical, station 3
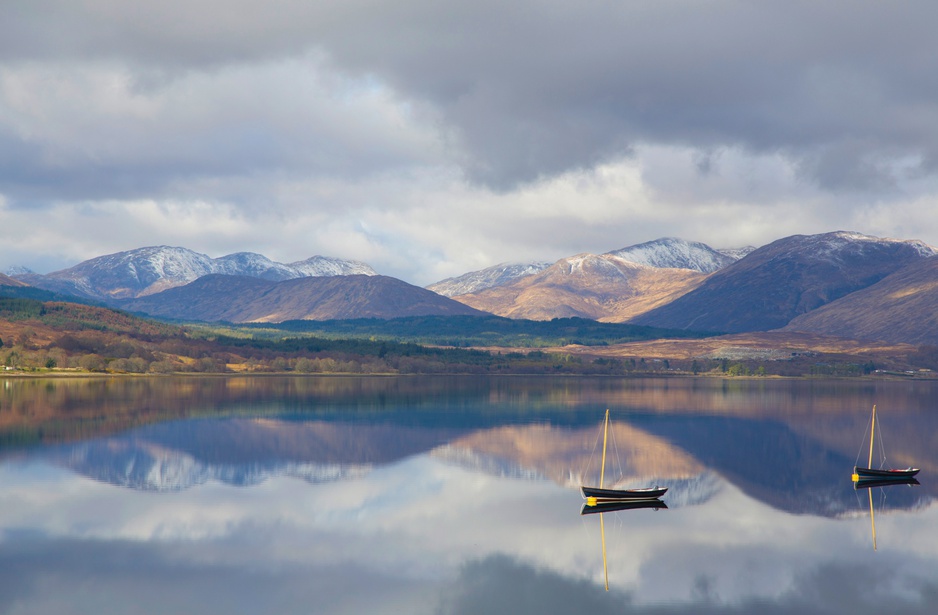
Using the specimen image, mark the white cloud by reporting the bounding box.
[3,1,938,283]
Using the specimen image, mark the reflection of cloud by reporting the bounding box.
[437,554,938,615]
[0,537,434,615]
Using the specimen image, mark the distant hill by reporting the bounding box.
[451,253,708,322]
[427,262,551,297]
[630,231,938,333]
[783,256,938,346]
[260,315,712,347]
[0,273,28,287]
[429,237,743,299]
[16,246,377,303]
[120,274,489,322]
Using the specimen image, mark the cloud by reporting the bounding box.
[436,554,938,615]
[5,1,938,191]
[0,536,432,615]
[3,1,938,282]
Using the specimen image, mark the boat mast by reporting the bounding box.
[600,409,609,489]
[868,405,876,469]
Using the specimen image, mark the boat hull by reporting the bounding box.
[580,486,668,501]
[853,466,920,480]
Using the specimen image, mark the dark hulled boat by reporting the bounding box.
[852,405,920,485]
[580,409,667,507]
[580,485,668,501]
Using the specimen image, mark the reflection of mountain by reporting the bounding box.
[60,439,371,491]
[431,423,720,507]
[433,422,703,486]
[628,414,932,516]
[13,376,935,516]
[42,412,933,517]
[50,418,469,491]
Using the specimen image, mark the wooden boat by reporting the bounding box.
[581,409,667,506]
[581,485,668,501]
[852,405,920,483]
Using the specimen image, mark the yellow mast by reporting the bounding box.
[600,409,610,590]
[600,409,609,489]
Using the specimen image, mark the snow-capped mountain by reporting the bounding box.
[604,237,740,273]
[15,246,377,302]
[428,238,743,299]
[446,252,707,321]
[632,231,938,333]
[3,265,34,276]
[427,261,551,297]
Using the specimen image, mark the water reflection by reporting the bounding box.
[1,376,937,613]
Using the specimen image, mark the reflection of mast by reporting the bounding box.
[600,511,609,591]
[600,408,609,591]
[868,406,877,552]
[854,477,919,551]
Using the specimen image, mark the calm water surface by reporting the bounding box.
[1,376,936,614]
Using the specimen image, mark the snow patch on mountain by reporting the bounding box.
[19,246,378,300]
[57,441,372,491]
[605,237,737,273]
[717,246,756,260]
[3,265,35,276]
[427,261,551,297]
[814,231,938,260]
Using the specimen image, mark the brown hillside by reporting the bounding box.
[0,273,28,287]
[782,257,938,346]
[453,253,705,322]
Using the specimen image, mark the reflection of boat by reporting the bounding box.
[580,409,667,506]
[854,477,920,491]
[855,476,920,551]
[580,498,667,515]
[852,405,920,482]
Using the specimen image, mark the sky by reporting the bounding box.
[2,1,938,286]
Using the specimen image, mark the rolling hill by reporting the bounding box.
[119,274,488,322]
[782,255,938,345]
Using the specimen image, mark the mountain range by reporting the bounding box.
[13,246,376,302]
[7,231,938,346]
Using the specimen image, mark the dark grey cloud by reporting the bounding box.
[437,554,938,615]
[0,534,431,614]
[4,1,938,191]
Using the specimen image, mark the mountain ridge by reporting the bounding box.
[630,231,938,333]
[15,246,377,303]
[119,274,488,322]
